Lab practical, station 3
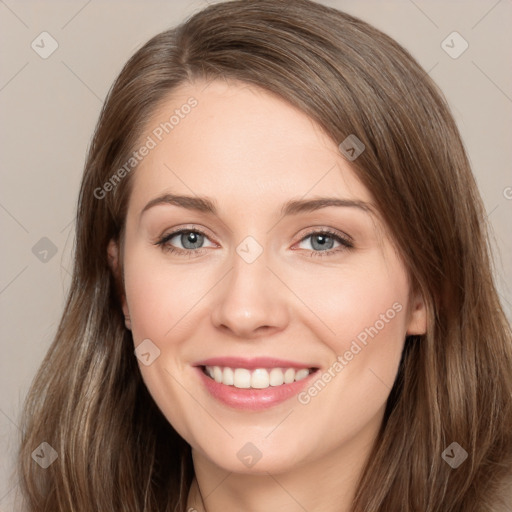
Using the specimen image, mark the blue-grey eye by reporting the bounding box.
[299,233,340,252]
[173,231,205,250]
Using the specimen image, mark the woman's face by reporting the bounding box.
[110,79,426,475]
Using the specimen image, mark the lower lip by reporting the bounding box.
[196,367,318,410]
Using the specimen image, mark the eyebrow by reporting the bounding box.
[140,193,373,218]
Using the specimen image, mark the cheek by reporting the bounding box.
[121,248,207,439]
[293,254,410,344]
[288,258,409,449]
[293,255,410,392]
[123,248,211,342]
[338,274,407,348]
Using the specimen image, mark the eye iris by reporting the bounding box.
[311,234,334,251]
[182,231,203,249]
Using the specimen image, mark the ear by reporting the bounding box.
[406,290,427,335]
[107,239,131,330]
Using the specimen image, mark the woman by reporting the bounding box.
[17,0,512,510]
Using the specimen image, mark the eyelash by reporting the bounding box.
[154,227,354,259]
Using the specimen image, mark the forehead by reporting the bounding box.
[128,79,372,213]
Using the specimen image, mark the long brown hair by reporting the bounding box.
[17,1,512,510]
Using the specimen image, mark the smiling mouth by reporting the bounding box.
[201,365,318,389]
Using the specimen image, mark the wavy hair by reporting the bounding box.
[17,0,512,510]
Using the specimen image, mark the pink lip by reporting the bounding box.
[194,357,317,370]
[194,365,319,411]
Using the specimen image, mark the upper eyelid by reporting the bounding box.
[158,226,216,245]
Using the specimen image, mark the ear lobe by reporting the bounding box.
[406,291,427,335]
[107,239,131,330]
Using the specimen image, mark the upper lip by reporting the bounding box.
[194,357,318,370]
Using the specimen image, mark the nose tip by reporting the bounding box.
[210,256,289,339]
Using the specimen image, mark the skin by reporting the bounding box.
[108,78,427,512]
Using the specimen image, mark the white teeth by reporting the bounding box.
[295,368,310,381]
[251,369,269,389]
[233,368,251,388]
[269,368,284,386]
[283,368,295,384]
[223,367,234,385]
[213,366,223,383]
[204,366,314,389]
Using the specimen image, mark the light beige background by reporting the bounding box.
[1,0,511,509]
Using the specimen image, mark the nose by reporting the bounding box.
[210,249,290,339]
